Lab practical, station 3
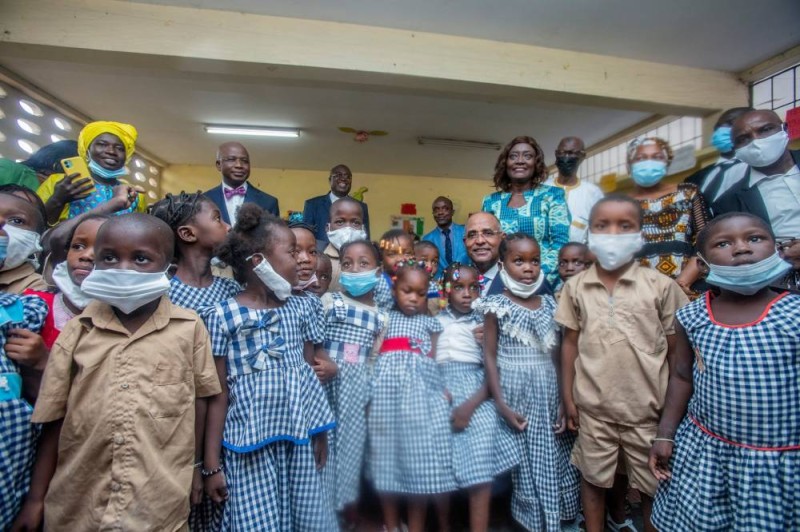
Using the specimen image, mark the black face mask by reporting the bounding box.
[555,156,581,176]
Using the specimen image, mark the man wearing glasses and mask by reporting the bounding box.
[303,164,370,250]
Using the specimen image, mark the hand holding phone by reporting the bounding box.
[56,158,95,203]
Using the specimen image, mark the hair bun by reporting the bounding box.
[235,203,265,232]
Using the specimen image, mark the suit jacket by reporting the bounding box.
[204,184,280,225]
[422,223,469,272]
[711,150,800,224]
[303,194,370,247]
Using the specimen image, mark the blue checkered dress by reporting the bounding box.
[368,310,456,494]
[653,292,800,532]
[168,275,240,532]
[0,293,48,529]
[474,294,580,531]
[320,292,386,510]
[436,309,518,488]
[374,273,394,310]
[200,295,337,531]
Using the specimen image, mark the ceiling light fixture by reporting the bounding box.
[204,125,300,138]
[417,137,501,150]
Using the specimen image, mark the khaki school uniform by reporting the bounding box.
[324,243,342,292]
[32,296,221,532]
[0,263,47,294]
[555,262,687,495]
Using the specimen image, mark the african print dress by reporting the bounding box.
[320,292,386,510]
[0,293,48,529]
[474,294,580,532]
[369,310,456,494]
[201,295,337,531]
[652,292,800,532]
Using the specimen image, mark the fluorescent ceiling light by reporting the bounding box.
[204,125,300,138]
[418,137,501,150]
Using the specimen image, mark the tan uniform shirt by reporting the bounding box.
[32,297,221,532]
[0,263,47,294]
[324,243,342,292]
[555,263,688,426]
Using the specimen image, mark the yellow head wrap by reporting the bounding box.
[77,121,138,163]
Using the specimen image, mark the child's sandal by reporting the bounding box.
[606,515,639,532]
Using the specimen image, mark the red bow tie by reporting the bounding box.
[224,186,246,200]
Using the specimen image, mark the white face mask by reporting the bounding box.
[51,261,93,309]
[326,226,367,250]
[735,130,789,168]
[80,268,170,314]
[588,232,644,271]
[1,225,42,271]
[248,253,293,301]
[499,268,544,298]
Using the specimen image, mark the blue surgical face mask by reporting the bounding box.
[631,160,668,187]
[711,126,734,154]
[340,268,379,297]
[699,251,791,295]
[0,235,8,264]
[88,157,129,180]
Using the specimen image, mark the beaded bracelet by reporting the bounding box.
[201,464,224,478]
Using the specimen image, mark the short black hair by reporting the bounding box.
[96,213,175,266]
[432,196,453,209]
[0,185,47,233]
[499,232,539,261]
[559,242,590,258]
[22,140,79,174]
[695,212,774,256]
[589,194,644,227]
[329,196,363,218]
[394,260,431,285]
[64,214,110,253]
[339,239,381,265]
[414,240,439,255]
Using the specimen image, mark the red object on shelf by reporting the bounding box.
[787,107,800,141]
[400,203,417,215]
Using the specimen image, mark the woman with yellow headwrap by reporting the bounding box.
[36,121,148,225]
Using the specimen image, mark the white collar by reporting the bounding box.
[329,191,348,203]
[482,263,499,281]
[749,164,800,187]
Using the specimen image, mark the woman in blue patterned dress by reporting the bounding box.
[650,213,799,531]
[481,136,571,286]
[200,204,336,531]
[475,233,580,532]
[370,262,455,532]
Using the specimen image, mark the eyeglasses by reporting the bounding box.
[330,172,352,180]
[465,229,501,241]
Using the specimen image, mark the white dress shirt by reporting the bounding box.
[702,157,748,202]
[750,164,800,237]
[435,310,483,365]
[545,176,604,243]
[329,192,349,204]
[222,181,248,222]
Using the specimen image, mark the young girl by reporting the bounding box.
[436,263,517,532]
[319,239,386,524]
[650,212,799,531]
[415,240,443,314]
[475,233,580,532]
[369,261,454,532]
[200,204,336,531]
[308,254,332,297]
[375,229,415,310]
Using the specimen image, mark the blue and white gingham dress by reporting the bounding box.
[168,275,240,532]
[474,294,580,532]
[320,292,386,510]
[436,308,518,488]
[200,295,337,531]
[653,292,800,532]
[368,310,456,494]
[374,273,394,310]
[0,293,48,529]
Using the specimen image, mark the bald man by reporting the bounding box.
[204,142,279,224]
[545,136,603,243]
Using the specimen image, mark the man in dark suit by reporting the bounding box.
[303,164,370,250]
[204,142,279,225]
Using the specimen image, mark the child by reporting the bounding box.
[369,261,454,532]
[375,229,415,310]
[308,254,332,297]
[290,222,321,292]
[0,281,48,529]
[436,262,517,532]
[556,195,687,532]
[0,188,48,294]
[415,239,443,315]
[556,242,591,293]
[200,204,336,531]
[650,212,799,531]
[322,197,367,291]
[319,239,386,523]
[475,233,579,532]
[16,214,221,531]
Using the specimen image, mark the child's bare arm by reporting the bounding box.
[482,313,526,431]
[451,381,488,432]
[12,419,62,531]
[311,343,337,383]
[192,397,208,506]
[204,358,228,504]
[561,327,580,431]
[427,332,440,360]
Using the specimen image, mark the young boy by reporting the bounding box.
[556,195,687,532]
[15,214,221,532]
[323,197,366,291]
[0,187,49,294]
[555,242,592,299]
[415,240,443,315]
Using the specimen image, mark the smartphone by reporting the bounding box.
[60,157,91,180]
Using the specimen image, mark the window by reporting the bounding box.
[751,63,799,120]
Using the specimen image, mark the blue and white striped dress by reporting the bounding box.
[653,291,800,532]
[320,292,386,510]
[369,310,456,494]
[0,293,48,529]
[200,295,337,531]
[474,294,580,532]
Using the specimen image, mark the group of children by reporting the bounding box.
[0,184,797,532]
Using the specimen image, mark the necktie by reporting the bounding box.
[224,186,246,200]
[442,227,453,264]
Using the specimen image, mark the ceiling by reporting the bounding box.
[129,0,800,72]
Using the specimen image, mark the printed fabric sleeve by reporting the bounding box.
[20,294,48,333]
[688,183,709,247]
[554,277,581,331]
[192,320,222,398]
[480,193,496,216]
[31,320,81,423]
[301,295,326,344]
[540,187,571,283]
[658,277,690,335]
[199,304,230,359]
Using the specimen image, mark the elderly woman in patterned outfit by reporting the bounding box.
[481,136,571,285]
